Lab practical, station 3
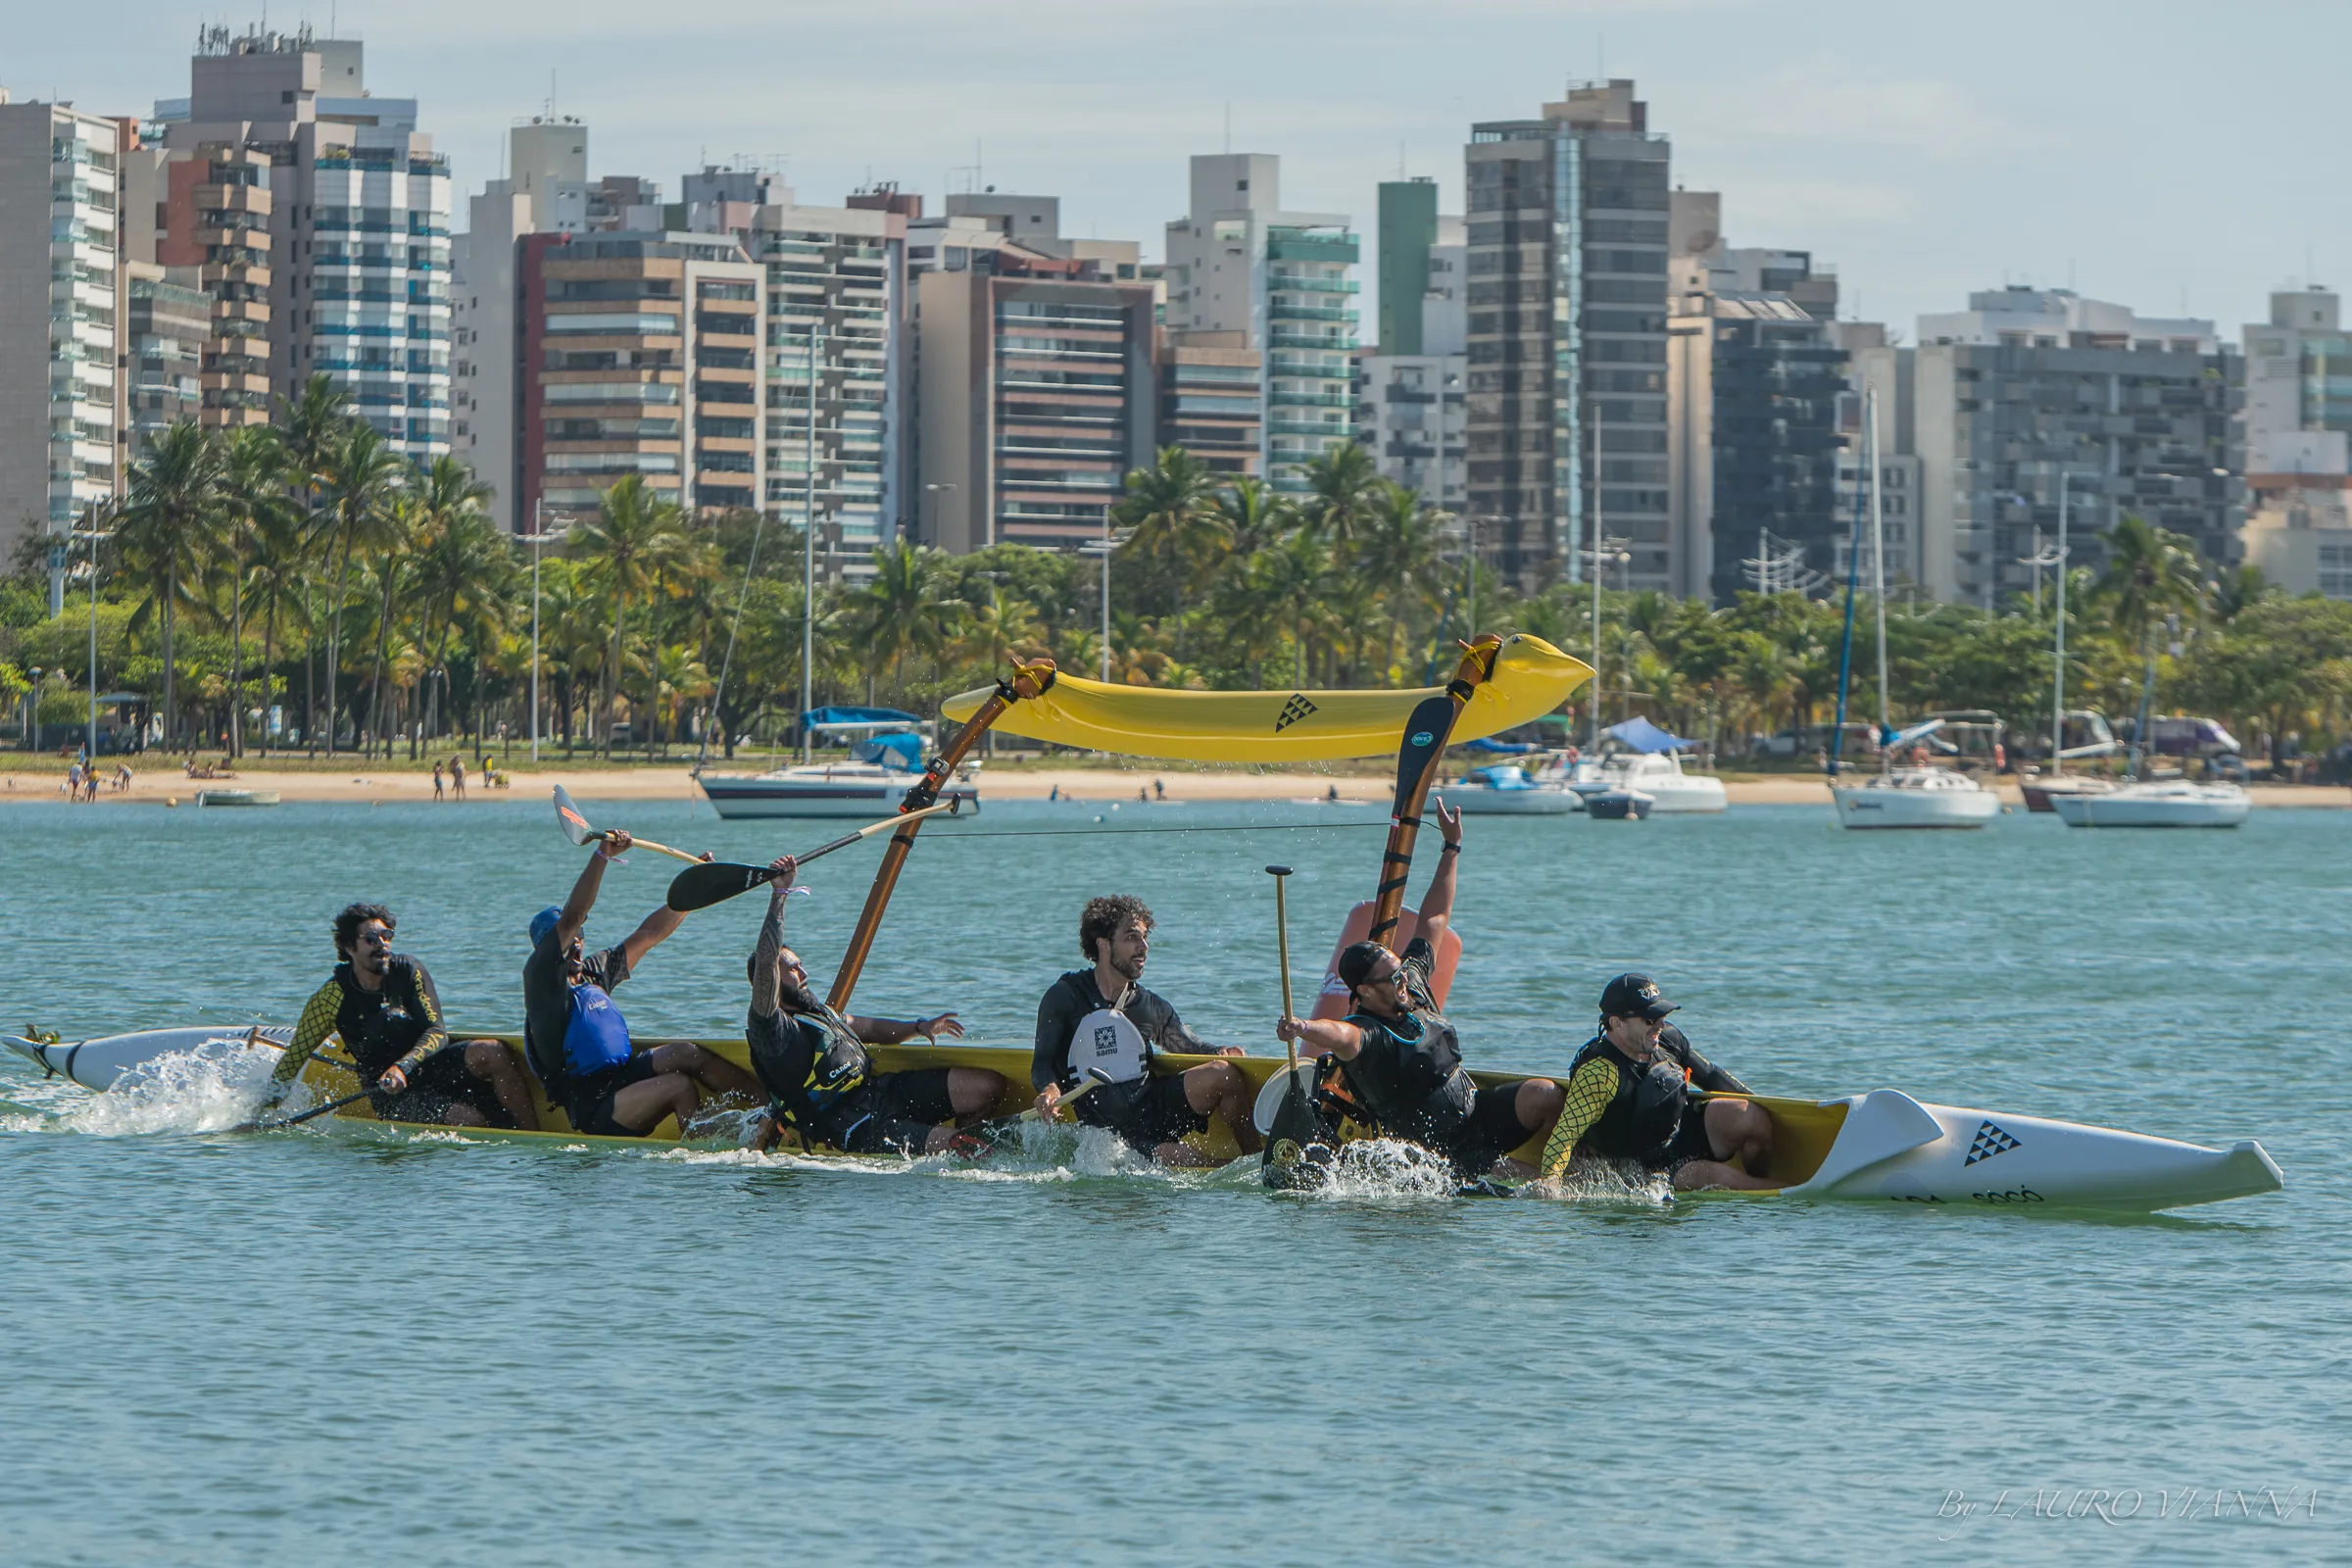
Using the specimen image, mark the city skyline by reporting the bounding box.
[12,0,2346,342]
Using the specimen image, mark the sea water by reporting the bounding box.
[2,794,2345,1565]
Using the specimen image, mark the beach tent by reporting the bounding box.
[1604,715,1695,754]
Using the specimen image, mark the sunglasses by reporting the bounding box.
[354,928,395,946]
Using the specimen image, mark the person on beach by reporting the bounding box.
[269,903,540,1128]
[741,854,1004,1157]
[432,760,446,801]
[1032,895,1261,1166]
[1531,973,1776,1192]
[523,829,760,1137]
[1275,800,1565,1181]
[450,757,466,800]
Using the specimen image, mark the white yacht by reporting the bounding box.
[2052,779,2248,829]
[1831,767,2002,829]
[1569,752,1728,813]
[697,761,979,819]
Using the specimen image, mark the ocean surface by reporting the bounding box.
[2,789,2345,1565]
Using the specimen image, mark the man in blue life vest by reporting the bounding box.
[523,829,761,1136]
[1533,973,1776,1191]
[1275,801,1566,1180]
[1031,894,1261,1166]
[742,854,1008,1157]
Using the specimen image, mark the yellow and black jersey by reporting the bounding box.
[270,957,447,1083]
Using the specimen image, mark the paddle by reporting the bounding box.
[1266,864,1297,1070]
[663,800,963,912]
[1259,863,1335,1192]
[235,1041,461,1133]
[554,785,705,866]
[968,1066,1112,1149]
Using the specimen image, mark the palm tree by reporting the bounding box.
[1298,442,1381,556]
[310,421,407,752]
[115,421,227,746]
[2094,514,2205,646]
[216,426,295,756]
[405,457,503,745]
[1113,446,1227,614]
[953,583,1046,674]
[839,539,965,704]
[359,495,425,756]
[1355,481,1449,682]
[1215,476,1295,558]
[1251,530,1337,686]
[241,493,312,754]
[569,475,693,755]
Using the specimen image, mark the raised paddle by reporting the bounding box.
[663,800,964,912]
[553,785,705,866]
[1266,864,1297,1071]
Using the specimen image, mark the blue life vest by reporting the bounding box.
[562,981,633,1075]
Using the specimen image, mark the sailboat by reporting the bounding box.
[2053,614,2248,828]
[1828,389,2000,830]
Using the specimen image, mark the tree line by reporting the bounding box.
[5,385,2351,766]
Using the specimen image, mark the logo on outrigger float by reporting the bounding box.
[1275,694,1319,732]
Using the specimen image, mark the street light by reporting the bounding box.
[1079,506,1130,684]
[70,503,112,761]
[1583,534,1630,748]
[24,667,40,755]
[527,498,576,762]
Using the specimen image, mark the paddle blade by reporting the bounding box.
[1390,693,1456,817]
[665,860,774,912]
[554,786,597,847]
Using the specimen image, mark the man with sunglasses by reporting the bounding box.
[741,855,1004,1156]
[269,903,539,1128]
[1274,800,1563,1179]
[524,830,762,1138]
[1533,974,1776,1191]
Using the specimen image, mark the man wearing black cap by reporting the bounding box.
[1533,973,1776,1190]
[1275,800,1565,1179]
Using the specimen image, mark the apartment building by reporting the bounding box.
[452,117,589,529]
[151,26,451,460]
[917,249,1156,553]
[1464,79,1672,587]
[1664,198,1845,603]
[515,229,764,525]
[139,143,274,431]
[1158,332,1263,480]
[2236,288,2352,598]
[1856,287,2243,606]
[0,97,124,577]
[122,264,213,459]
[1355,357,1466,511]
[1164,155,1360,493]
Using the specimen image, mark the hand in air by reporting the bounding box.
[1432,795,1462,846]
[767,853,799,891]
[917,1011,964,1043]
[602,828,634,857]
[697,850,714,862]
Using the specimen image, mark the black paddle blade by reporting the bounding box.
[1261,1070,1338,1192]
[1391,693,1456,817]
[665,859,774,912]
[554,785,597,847]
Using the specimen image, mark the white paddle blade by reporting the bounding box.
[554,786,598,847]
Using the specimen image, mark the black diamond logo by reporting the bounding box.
[1964,1119,2021,1166]
[1274,693,1319,732]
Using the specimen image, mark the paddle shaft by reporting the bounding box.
[240,1040,463,1132]
[595,830,702,865]
[1267,865,1297,1072]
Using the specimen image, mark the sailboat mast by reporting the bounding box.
[1827,395,1870,782]
[1868,389,1891,773]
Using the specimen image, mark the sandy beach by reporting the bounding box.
[2,759,2342,808]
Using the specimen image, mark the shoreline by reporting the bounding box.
[2,761,2344,809]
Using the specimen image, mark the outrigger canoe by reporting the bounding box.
[7,1028,2283,1210]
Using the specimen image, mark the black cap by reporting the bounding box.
[1600,972,1679,1021]
[1335,941,1391,990]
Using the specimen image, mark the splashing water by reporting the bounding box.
[59,1047,289,1137]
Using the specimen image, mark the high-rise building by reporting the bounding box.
[1376,177,1440,356]
[453,118,590,529]
[1164,154,1359,493]
[122,263,213,461]
[1664,195,1846,603]
[0,97,124,578]
[2237,288,2352,598]
[515,229,764,525]
[1464,79,1671,587]
[1860,287,2243,606]
[1355,356,1467,512]
[152,25,452,461]
[917,249,1157,553]
[1158,332,1263,480]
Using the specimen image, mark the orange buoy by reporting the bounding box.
[1308,900,1462,1019]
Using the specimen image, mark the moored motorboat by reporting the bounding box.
[1569,752,1727,813]
[2052,779,2249,829]
[195,788,281,808]
[1585,788,1653,820]
[1446,763,1579,815]
[697,761,979,819]
[1831,767,2001,829]
[2020,773,2113,813]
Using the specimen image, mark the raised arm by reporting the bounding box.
[748,855,796,1020]
[1415,796,1463,953]
[555,829,630,949]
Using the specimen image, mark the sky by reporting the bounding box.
[23,0,2349,340]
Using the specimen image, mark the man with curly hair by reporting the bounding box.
[270,903,539,1128]
[1031,893,1260,1166]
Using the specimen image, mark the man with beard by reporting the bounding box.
[523,829,761,1137]
[1031,894,1260,1166]
[270,903,539,1128]
[742,854,1006,1156]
